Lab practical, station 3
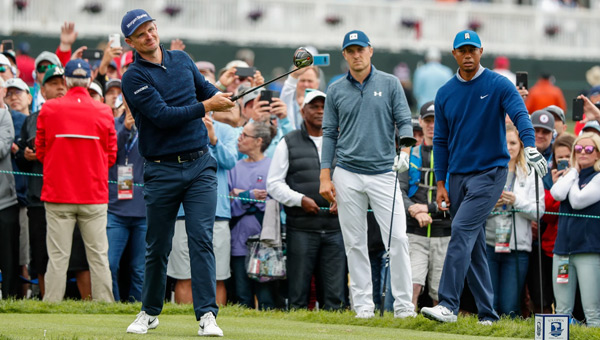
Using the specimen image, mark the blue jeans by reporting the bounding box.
[106,212,147,302]
[486,245,529,317]
[553,253,600,327]
[231,255,275,310]
[141,154,218,320]
[438,167,506,321]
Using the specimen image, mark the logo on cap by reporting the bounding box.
[540,114,549,124]
[465,33,471,40]
[350,33,358,40]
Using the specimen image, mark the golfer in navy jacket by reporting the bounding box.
[120,9,234,337]
[420,30,547,323]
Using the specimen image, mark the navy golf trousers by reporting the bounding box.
[141,153,218,320]
[437,166,507,321]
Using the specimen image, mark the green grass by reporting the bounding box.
[1,300,599,339]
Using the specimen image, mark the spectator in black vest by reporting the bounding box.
[267,90,347,310]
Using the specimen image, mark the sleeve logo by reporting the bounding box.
[134,85,148,95]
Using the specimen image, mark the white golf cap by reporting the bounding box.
[302,90,326,108]
[0,54,10,67]
[88,81,103,97]
[5,78,30,93]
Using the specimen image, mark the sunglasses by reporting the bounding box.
[574,144,596,154]
[241,132,258,139]
[37,64,55,74]
[0,66,6,73]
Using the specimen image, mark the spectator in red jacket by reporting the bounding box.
[36,59,117,302]
[525,73,567,114]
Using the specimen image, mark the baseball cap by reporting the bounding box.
[589,85,600,98]
[42,66,65,85]
[301,90,326,108]
[242,88,263,108]
[420,101,435,119]
[545,105,565,124]
[412,118,422,132]
[2,51,16,64]
[35,51,61,69]
[5,78,30,93]
[531,110,555,132]
[0,54,11,67]
[342,30,370,50]
[88,81,103,97]
[65,59,91,79]
[453,30,482,49]
[121,51,134,68]
[105,78,122,92]
[121,9,155,37]
[196,61,216,74]
[582,120,600,135]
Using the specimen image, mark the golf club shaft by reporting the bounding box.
[535,172,543,315]
[230,67,301,102]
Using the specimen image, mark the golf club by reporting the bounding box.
[230,47,313,102]
[380,134,417,317]
[535,172,543,315]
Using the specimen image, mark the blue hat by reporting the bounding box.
[64,59,91,79]
[589,85,600,98]
[342,30,370,50]
[453,30,482,49]
[121,9,154,37]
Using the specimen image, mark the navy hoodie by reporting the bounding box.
[121,46,218,158]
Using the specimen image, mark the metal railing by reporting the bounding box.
[2,0,600,60]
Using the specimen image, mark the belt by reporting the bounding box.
[147,146,209,163]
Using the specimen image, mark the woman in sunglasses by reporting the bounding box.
[550,132,600,327]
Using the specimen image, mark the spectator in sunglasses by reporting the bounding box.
[32,52,62,112]
[550,132,600,327]
[0,54,16,81]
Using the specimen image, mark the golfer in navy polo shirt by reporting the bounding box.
[119,9,234,337]
[420,30,546,324]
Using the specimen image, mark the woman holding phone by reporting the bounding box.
[550,133,600,327]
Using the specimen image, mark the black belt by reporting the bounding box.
[147,146,209,163]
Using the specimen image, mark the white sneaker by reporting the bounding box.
[355,310,375,319]
[478,320,493,326]
[394,309,417,319]
[421,305,457,323]
[126,311,159,334]
[198,312,223,337]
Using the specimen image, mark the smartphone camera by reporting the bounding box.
[556,159,569,171]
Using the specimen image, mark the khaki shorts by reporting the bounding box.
[408,233,450,301]
[167,220,231,280]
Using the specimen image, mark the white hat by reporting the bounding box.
[302,90,326,108]
[35,51,61,69]
[88,81,103,97]
[0,54,10,67]
[5,78,30,93]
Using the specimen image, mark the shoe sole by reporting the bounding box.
[421,310,457,323]
[126,328,148,334]
[198,331,223,337]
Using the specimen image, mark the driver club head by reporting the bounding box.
[293,47,313,68]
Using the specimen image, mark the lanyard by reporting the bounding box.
[124,130,138,165]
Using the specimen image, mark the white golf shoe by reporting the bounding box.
[394,309,418,319]
[355,310,375,319]
[421,305,457,323]
[198,312,223,337]
[127,311,159,334]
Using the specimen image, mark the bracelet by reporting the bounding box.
[215,81,227,91]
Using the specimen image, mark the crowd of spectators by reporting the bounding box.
[2,19,600,328]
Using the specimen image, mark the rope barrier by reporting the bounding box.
[3,169,599,218]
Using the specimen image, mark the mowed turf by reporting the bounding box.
[0,314,526,340]
[1,300,599,339]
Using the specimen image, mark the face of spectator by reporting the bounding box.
[590,93,600,104]
[107,66,119,80]
[125,22,160,55]
[5,87,31,114]
[237,124,261,156]
[342,45,373,74]
[40,77,67,100]
[413,130,423,146]
[301,97,324,130]
[574,138,599,170]
[506,130,521,162]
[296,68,319,97]
[0,64,14,81]
[535,127,553,152]
[553,116,567,136]
[88,90,103,103]
[554,145,571,168]
[420,116,434,144]
[105,87,122,109]
[452,45,482,75]
[36,61,54,84]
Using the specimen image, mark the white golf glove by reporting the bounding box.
[392,151,410,173]
[524,147,548,177]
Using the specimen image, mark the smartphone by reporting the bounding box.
[1,40,14,52]
[235,67,256,79]
[573,98,584,121]
[516,71,528,89]
[260,90,279,105]
[109,33,121,48]
[313,54,330,67]
[557,159,569,171]
[82,49,103,60]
